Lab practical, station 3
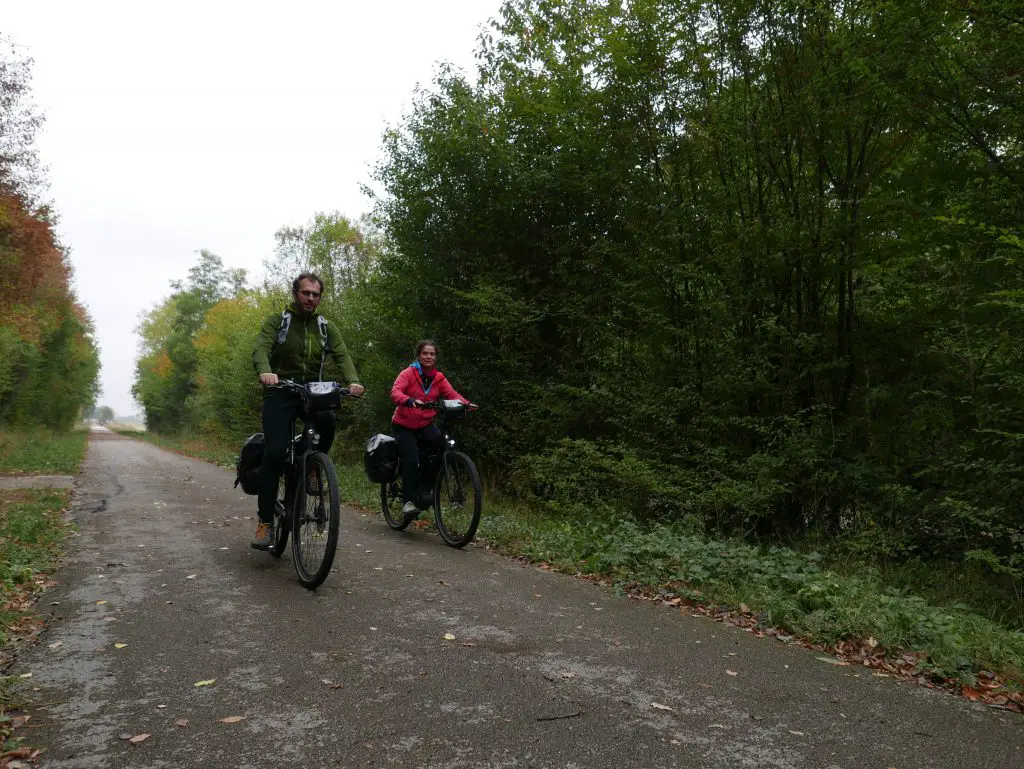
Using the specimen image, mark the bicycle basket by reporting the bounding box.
[363,433,399,484]
[234,432,264,495]
[305,381,342,411]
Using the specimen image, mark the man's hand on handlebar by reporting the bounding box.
[259,373,279,386]
[348,383,365,397]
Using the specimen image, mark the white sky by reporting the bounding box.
[5,0,504,416]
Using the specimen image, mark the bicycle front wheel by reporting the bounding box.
[433,451,482,548]
[292,452,340,589]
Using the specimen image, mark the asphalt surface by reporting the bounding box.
[11,433,1023,768]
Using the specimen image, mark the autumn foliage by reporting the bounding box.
[0,44,99,429]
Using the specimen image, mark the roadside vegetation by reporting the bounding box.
[0,430,89,475]
[0,482,79,754]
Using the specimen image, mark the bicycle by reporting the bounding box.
[266,379,357,589]
[379,399,482,548]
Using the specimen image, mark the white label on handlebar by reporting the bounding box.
[309,382,337,395]
[442,399,463,409]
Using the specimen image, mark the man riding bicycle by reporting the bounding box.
[250,272,364,549]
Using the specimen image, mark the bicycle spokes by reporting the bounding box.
[293,453,340,589]
[434,452,482,548]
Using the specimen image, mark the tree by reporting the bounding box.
[132,250,246,434]
[0,42,99,431]
[96,405,114,424]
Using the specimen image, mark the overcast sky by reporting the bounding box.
[6,0,503,416]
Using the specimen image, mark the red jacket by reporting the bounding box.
[391,364,467,429]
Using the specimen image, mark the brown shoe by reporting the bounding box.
[250,522,273,550]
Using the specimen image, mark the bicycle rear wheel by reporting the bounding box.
[292,452,340,589]
[270,471,290,558]
[380,476,410,530]
[433,451,482,548]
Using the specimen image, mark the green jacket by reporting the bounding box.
[252,304,360,387]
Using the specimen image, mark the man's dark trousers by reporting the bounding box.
[257,389,336,524]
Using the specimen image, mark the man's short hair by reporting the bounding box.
[292,272,324,295]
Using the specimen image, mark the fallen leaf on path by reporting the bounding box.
[217,716,246,723]
[175,719,189,728]
[788,730,805,736]
[815,656,850,666]
[651,702,674,711]
[156,704,166,709]
[129,733,151,744]
[373,567,383,571]
[461,642,477,647]
[708,724,726,729]
[96,600,108,605]
[443,633,456,641]
[118,733,132,740]
[114,643,128,649]
[48,641,63,649]
[186,575,197,580]
[193,679,216,687]
[321,679,344,689]
[726,670,738,676]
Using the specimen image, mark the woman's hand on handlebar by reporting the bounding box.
[259,373,279,386]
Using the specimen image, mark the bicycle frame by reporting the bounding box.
[273,379,349,515]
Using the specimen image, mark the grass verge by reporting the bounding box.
[0,429,89,475]
[124,431,1024,709]
[1,488,73,752]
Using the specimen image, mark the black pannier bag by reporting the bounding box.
[234,433,265,495]
[306,381,342,411]
[364,433,399,484]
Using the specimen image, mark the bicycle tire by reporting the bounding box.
[292,452,340,589]
[433,451,482,548]
[270,471,290,558]
[380,477,410,530]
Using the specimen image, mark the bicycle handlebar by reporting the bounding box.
[412,399,479,411]
[274,379,361,399]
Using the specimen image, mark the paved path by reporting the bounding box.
[10,433,1023,768]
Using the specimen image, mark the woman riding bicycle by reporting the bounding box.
[390,340,472,523]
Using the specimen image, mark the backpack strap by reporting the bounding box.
[317,316,330,354]
[275,310,293,346]
[317,316,330,380]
